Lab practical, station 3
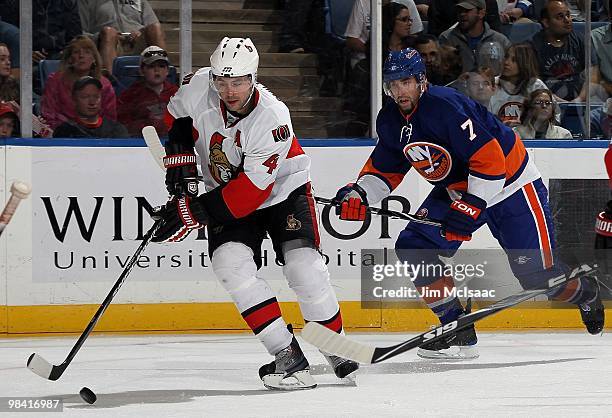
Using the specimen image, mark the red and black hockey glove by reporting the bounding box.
[443,193,487,241]
[333,183,368,221]
[595,200,612,274]
[152,196,208,243]
[164,142,200,197]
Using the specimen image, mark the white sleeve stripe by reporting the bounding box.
[356,174,392,205]
[467,174,505,206]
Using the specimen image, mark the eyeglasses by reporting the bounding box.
[395,16,413,23]
[533,100,553,107]
[143,49,168,58]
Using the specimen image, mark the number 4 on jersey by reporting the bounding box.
[262,154,279,174]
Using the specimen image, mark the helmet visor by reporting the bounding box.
[211,75,254,94]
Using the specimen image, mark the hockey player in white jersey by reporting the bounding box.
[151,37,358,390]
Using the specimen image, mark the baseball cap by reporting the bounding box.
[0,102,17,119]
[457,0,486,9]
[141,46,170,66]
[72,76,103,94]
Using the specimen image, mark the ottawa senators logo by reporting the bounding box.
[209,132,237,184]
[286,214,302,231]
[403,142,452,182]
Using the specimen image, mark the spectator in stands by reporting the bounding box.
[415,34,445,84]
[590,97,612,138]
[439,44,465,85]
[428,0,501,36]
[499,0,536,24]
[531,0,600,102]
[79,0,166,75]
[344,2,418,135]
[42,35,117,130]
[54,76,127,138]
[591,0,612,97]
[117,46,177,137]
[345,0,424,68]
[514,88,573,138]
[0,17,19,78]
[0,43,19,102]
[0,101,18,138]
[439,0,511,73]
[489,43,548,126]
[4,0,83,94]
[460,66,496,106]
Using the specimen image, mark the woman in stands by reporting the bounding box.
[488,43,547,127]
[514,88,573,139]
[41,35,117,130]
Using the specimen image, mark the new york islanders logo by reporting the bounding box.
[403,142,452,182]
[209,132,237,184]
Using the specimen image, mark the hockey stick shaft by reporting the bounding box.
[314,196,444,228]
[142,125,166,171]
[0,181,31,237]
[302,264,596,364]
[27,219,163,381]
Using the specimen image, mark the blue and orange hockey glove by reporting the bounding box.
[333,183,369,221]
[444,193,486,241]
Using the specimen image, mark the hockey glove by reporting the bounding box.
[333,183,368,221]
[152,196,208,243]
[595,200,612,274]
[444,193,486,241]
[164,142,200,197]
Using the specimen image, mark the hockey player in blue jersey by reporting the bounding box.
[334,48,605,359]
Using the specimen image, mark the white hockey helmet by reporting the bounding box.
[210,37,259,81]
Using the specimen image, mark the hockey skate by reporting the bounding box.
[259,330,316,390]
[321,352,359,379]
[418,300,479,360]
[417,323,479,360]
[578,275,605,335]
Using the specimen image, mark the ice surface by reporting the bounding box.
[1,332,611,417]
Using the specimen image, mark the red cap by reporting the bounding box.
[0,102,17,119]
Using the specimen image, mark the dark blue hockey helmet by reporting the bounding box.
[383,47,427,85]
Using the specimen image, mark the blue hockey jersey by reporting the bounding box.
[357,85,540,206]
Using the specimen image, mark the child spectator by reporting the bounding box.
[41,35,117,130]
[0,43,18,102]
[514,88,573,138]
[0,101,18,138]
[53,76,127,138]
[117,46,178,137]
[489,43,548,126]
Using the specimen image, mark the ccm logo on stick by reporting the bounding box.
[451,200,481,219]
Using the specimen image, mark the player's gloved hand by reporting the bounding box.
[152,196,208,243]
[443,193,486,241]
[164,142,200,197]
[333,183,368,221]
[595,200,612,274]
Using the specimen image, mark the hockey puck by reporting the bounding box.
[79,387,97,404]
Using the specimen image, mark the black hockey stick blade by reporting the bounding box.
[302,264,596,364]
[26,219,163,381]
[314,196,443,228]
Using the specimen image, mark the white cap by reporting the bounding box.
[210,37,259,79]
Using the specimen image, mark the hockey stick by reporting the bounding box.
[315,196,443,228]
[0,181,31,237]
[302,264,596,364]
[142,125,166,171]
[26,219,163,381]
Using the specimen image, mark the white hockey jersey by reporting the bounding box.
[166,68,310,219]
[488,77,547,126]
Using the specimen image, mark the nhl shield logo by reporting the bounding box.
[286,214,302,231]
[403,141,452,182]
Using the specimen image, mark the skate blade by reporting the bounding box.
[262,370,317,391]
[417,345,479,360]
